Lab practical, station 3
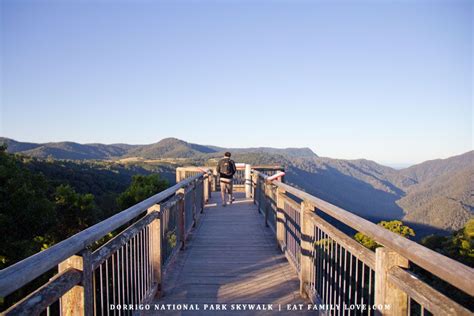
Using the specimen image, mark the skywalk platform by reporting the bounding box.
[150,193,312,315]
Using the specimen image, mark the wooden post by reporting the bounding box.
[192,181,197,227]
[245,164,252,198]
[204,175,209,202]
[176,189,186,249]
[375,247,409,316]
[59,251,92,316]
[211,168,217,192]
[264,183,269,227]
[299,201,313,298]
[276,188,286,251]
[200,179,205,212]
[147,204,162,298]
[252,174,257,204]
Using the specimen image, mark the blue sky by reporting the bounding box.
[1,0,472,165]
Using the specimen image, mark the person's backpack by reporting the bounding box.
[220,159,236,177]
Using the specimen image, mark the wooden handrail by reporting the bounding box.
[254,170,474,297]
[3,268,82,315]
[0,173,204,297]
[388,266,472,315]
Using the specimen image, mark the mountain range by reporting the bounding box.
[0,137,316,160]
[2,136,472,238]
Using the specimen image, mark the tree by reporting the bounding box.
[0,148,56,269]
[53,184,98,241]
[117,174,169,210]
[354,220,415,251]
[421,219,474,267]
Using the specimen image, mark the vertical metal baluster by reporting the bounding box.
[421,305,425,316]
[105,258,110,316]
[320,227,324,296]
[100,264,104,315]
[338,244,343,316]
[361,263,365,315]
[144,226,148,296]
[408,297,411,316]
[135,235,139,304]
[368,267,373,316]
[130,236,135,305]
[329,238,337,315]
[318,227,322,296]
[354,259,359,316]
[342,249,348,316]
[310,226,314,291]
[141,229,145,301]
[93,269,97,315]
[121,247,125,309]
[334,242,338,316]
[348,254,352,316]
[130,235,138,304]
[137,232,141,303]
[117,249,121,316]
[330,236,334,313]
[321,230,326,304]
[313,226,317,291]
[326,233,330,306]
[112,253,116,316]
[126,241,130,306]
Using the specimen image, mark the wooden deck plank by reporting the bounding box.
[148,192,314,315]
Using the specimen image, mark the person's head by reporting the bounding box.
[224,152,231,158]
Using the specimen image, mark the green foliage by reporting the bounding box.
[0,149,55,269]
[53,184,98,240]
[354,220,415,251]
[166,231,177,249]
[117,174,169,209]
[421,219,474,267]
[409,219,474,310]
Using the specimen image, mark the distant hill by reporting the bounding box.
[126,138,218,159]
[1,137,471,236]
[0,137,139,160]
[0,137,317,160]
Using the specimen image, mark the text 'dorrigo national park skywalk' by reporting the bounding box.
[0,165,473,316]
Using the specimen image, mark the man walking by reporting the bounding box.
[216,152,236,207]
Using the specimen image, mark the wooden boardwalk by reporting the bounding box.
[149,192,312,315]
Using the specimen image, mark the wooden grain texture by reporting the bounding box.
[375,248,409,316]
[58,255,85,316]
[148,192,313,315]
[148,204,162,299]
[388,267,473,316]
[3,268,82,316]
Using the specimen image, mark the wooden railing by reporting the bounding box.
[253,170,474,316]
[2,164,472,315]
[176,164,284,196]
[0,172,210,315]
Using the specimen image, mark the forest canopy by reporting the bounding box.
[0,147,169,269]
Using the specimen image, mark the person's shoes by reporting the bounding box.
[222,203,226,207]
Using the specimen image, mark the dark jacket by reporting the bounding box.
[216,157,236,179]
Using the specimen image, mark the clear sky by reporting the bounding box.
[1,0,472,165]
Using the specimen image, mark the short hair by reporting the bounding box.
[224,152,231,157]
